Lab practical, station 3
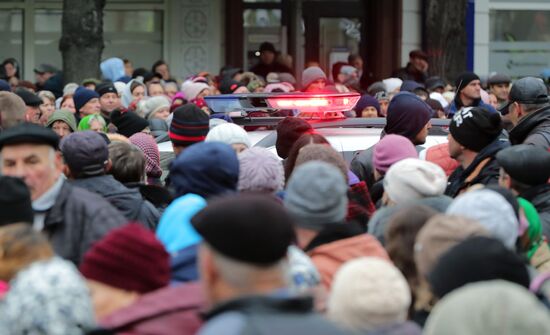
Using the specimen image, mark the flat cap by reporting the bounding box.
[14,88,42,107]
[0,122,59,149]
[34,64,58,74]
[496,144,550,186]
[487,73,511,85]
[500,76,549,111]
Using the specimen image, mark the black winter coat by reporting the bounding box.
[44,180,126,264]
[509,105,550,149]
[72,175,160,229]
[445,139,509,197]
[521,184,550,240]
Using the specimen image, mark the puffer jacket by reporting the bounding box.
[305,224,389,289]
[71,175,160,229]
[44,180,126,264]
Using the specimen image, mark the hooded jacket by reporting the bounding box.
[509,105,550,149]
[445,139,509,197]
[447,96,497,118]
[305,224,389,289]
[155,194,207,283]
[71,175,159,229]
[521,184,550,240]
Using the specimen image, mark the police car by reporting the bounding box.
[158,92,449,163]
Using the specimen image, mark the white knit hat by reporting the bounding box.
[180,81,210,101]
[142,96,170,120]
[382,78,403,93]
[205,123,251,148]
[238,147,284,193]
[328,257,411,331]
[384,158,447,204]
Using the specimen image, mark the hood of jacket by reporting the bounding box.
[509,105,550,145]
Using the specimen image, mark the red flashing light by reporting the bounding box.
[266,93,360,118]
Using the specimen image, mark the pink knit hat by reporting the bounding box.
[373,134,418,173]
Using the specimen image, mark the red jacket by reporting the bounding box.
[424,142,460,176]
[100,282,204,335]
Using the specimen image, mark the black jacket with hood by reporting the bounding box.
[509,105,550,149]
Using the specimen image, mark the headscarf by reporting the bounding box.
[121,79,147,108]
[129,132,162,180]
[77,114,107,132]
[518,197,545,260]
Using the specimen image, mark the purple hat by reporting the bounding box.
[373,134,418,173]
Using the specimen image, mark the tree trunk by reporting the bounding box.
[423,0,468,83]
[59,0,105,84]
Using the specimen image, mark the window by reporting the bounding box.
[489,10,550,77]
[0,9,23,69]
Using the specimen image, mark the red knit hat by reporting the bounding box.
[80,223,170,293]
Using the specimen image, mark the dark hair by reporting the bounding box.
[347,54,361,64]
[284,133,329,182]
[385,205,438,294]
[2,58,20,79]
[132,68,148,79]
[331,61,348,83]
[130,81,144,94]
[123,58,131,65]
[108,141,146,184]
[151,60,167,74]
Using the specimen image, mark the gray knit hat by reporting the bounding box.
[284,161,348,229]
[301,66,327,90]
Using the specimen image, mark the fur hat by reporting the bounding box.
[205,123,251,148]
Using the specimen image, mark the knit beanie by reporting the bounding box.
[170,141,239,198]
[46,109,77,132]
[141,96,170,120]
[169,104,210,147]
[446,189,519,249]
[95,82,118,97]
[383,158,446,204]
[384,92,431,141]
[0,79,10,92]
[284,161,348,229]
[294,144,349,182]
[373,134,417,174]
[80,223,170,293]
[275,117,314,159]
[424,280,550,335]
[301,66,327,90]
[110,109,149,138]
[180,81,209,101]
[238,147,284,193]
[73,86,99,113]
[454,72,480,93]
[449,107,502,152]
[219,78,246,94]
[205,123,251,148]
[414,214,489,279]
[129,132,162,179]
[382,78,403,93]
[354,95,381,116]
[428,237,530,299]
[0,176,33,226]
[328,257,411,331]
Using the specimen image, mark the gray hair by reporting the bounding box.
[37,90,55,103]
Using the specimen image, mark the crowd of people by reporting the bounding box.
[0,42,550,334]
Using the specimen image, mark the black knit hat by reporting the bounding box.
[191,194,295,265]
[428,236,530,299]
[110,109,149,138]
[0,176,33,226]
[449,107,502,152]
[0,122,59,149]
[275,117,313,159]
[169,104,210,147]
[455,72,480,93]
[496,144,550,186]
[96,82,118,97]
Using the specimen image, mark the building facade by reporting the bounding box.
[0,0,548,83]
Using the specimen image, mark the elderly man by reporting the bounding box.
[192,194,348,334]
[95,82,121,124]
[14,88,43,124]
[0,123,126,264]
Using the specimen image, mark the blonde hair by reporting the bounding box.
[0,224,54,282]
